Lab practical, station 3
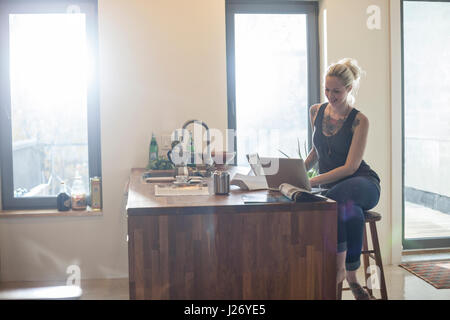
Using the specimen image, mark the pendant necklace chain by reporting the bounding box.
[325,104,351,157]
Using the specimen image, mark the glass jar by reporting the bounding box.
[71,175,87,210]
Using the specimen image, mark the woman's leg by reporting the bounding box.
[325,177,380,291]
[336,251,347,284]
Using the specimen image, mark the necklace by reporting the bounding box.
[327,136,332,156]
[324,105,352,156]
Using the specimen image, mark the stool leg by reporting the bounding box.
[362,225,372,296]
[369,221,388,300]
[337,281,343,300]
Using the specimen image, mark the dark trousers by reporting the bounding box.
[324,176,380,271]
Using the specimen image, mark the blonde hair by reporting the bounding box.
[325,58,363,105]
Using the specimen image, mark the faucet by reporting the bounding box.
[181,120,211,165]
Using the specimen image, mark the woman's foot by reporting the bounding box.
[348,282,376,300]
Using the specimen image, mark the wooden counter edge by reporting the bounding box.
[126,200,337,216]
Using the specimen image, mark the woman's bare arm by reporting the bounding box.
[305,104,320,171]
[305,148,317,171]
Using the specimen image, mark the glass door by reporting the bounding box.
[402,0,450,249]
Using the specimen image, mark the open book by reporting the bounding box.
[230,173,268,191]
[242,183,328,204]
[279,183,328,202]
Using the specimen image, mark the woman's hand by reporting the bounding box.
[309,176,320,187]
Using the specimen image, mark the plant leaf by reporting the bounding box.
[297,138,302,159]
[278,149,290,158]
[304,141,308,161]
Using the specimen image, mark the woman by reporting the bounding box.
[305,58,381,300]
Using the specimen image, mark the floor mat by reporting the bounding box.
[399,259,450,289]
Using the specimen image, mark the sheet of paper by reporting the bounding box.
[154,184,210,196]
[230,173,268,191]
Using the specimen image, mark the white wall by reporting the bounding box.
[0,0,228,282]
[390,0,403,265]
[319,0,392,264]
[0,0,394,282]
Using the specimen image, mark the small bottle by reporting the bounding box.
[149,133,159,162]
[71,175,87,210]
[188,134,195,168]
[57,182,71,211]
[90,177,102,211]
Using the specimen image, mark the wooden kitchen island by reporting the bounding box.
[126,168,338,300]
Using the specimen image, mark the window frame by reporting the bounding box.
[0,0,101,210]
[401,0,450,249]
[225,0,320,164]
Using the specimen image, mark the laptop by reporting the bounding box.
[246,153,326,194]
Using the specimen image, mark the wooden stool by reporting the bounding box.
[337,211,388,300]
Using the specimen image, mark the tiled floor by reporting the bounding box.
[0,278,129,300]
[1,253,449,300]
[405,201,450,238]
[341,255,450,300]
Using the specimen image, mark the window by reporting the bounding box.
[402,0,450,249]
[225,0,320,165]
[0,0,101,210]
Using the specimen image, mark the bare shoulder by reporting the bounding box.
[309,103,320,115]
[352,111,369,132]
[309,103,321,125]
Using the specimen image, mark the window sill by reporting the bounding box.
[0,207,102,218]
[403,248,450,255]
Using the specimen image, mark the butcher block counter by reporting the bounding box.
[126,167,337,300]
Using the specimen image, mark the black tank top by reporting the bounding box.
[312,102,381,190]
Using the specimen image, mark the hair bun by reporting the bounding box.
[338,58,362,81]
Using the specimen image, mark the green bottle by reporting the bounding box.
[149,133,158,162]
[188,134,195,167]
